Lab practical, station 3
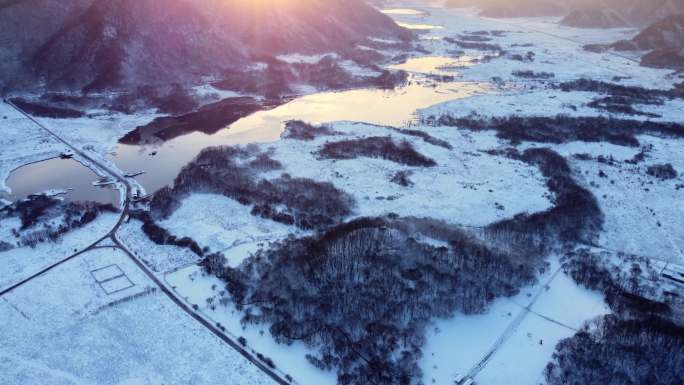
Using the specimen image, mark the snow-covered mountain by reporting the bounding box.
[630,14,684,69]
[622,0,684,26]
[560,8,630,28]
[587,13,684,70]
[0,0,411,93]
[631,13,684,50]
[445,0,567,18]
[447,0,684,28]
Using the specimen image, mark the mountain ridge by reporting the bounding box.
[0,0,412,93]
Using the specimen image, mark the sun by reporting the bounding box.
[228,0,302,11]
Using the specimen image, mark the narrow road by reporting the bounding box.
[112,235,291,385]
[0,98,129,296]
[0,233,110,296]
[466,267,562,379]
[2,99,292,385]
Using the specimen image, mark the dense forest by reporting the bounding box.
[388,127,453,149]
[150,146,354,229]
[317,136,437,167]
[646,163,678,180]
[546,315,684,385]
[557,79,684,100]
[202,216,545,385]
[512,70,555,79]
[548,245,684,385]
[281,120,339,141]
[482,148,603,254]
[0,194,118,249]
[193,146,607,385]
[562,248,681,320]
[430,113,684,146]
[443,36,504,52]
[119,96,267,145]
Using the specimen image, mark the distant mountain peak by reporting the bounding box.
[1,0,412,93]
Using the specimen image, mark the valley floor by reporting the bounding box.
[2,2,684,385]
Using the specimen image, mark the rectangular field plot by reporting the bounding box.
[90,264,135,294]
[100,275,135,295]
[91,264,124,282]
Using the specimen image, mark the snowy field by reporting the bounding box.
[150,4,684,385]
[388,2,675,88]
[2,1,684,385]
[117,219,202,274]
[419,258,609,385]
[160,193,301,267]
[0,247,275,385]
[422,89,684,124]
[160,122,553,245]
[266,121,552,226]
[31,108,159,157]
[0,101,63,194]
[400,3,684,265]
[0,212,118,290]
[166,264,337,385]
[556,137,684,264]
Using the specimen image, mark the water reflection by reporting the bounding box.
[381,8,427,16]
[397,22,443,30]
[5,158,119,206]
[388,56,477,76]
[227,80,487,137]
[110,78,489,194]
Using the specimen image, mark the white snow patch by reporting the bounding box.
[420,258,609,385]
[166,264,336,385]
[0,213,119,290]
[0,247,274,385]
[160,193,297,266]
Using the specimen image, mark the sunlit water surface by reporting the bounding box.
[397,22,444,30]
[111,75,490,194]
[381,8,427,16]
[4,17,493,200]
[389,56,478,76]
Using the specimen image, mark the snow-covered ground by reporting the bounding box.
[118,218,202,274]
[165,256,609,385]
[0,102,63,194]
[420,258,608,385]
[3,1,684,385]
[266,121,552,226]
[32,109,159,158]
[166,264,337,385]
[160,193,300,266]
[555,137,684,264]
[122,104,562,385]
[422,89,684,123]
[0,212,118,290]
[401,3,684,266]
[390,2,672,86]
[0,247,275,385]
[144,4,683,385]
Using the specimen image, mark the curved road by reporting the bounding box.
[2,99,292,385]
